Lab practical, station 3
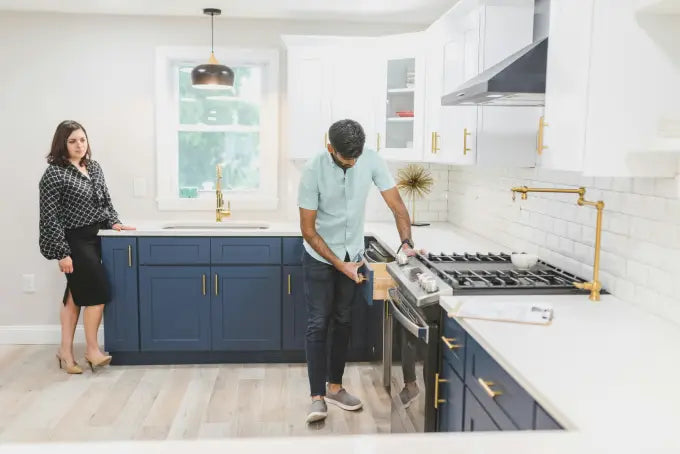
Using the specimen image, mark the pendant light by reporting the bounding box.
[191,8,234,90]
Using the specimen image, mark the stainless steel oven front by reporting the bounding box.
[385,287,439,433]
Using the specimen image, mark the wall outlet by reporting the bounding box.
[22,274,36,293]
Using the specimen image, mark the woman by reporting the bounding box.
[39,120,134,374]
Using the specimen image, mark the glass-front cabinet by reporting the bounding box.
[376,33,425,161]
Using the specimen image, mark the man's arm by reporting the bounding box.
[380,187,412,245]
[299,207,343,268]
[300,208,362,282]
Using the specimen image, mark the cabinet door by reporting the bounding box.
[534,403,563,430]
[139,266,211,351]
[540,0,594,172]
[286,47,332,160]
[376,33,426,162]
[102,237,139,352]
[464,388,501,432]
[437,361,465,432]
[329,46,381,153]
[211,266,281,351]
[282,265,306,350]
[437,11,479,165]
[423,21,446,162]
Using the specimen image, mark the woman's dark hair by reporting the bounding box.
[47,120,91,166]
[328,119,365,159]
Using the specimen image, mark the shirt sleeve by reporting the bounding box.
[39,167,71,260]
[297,163,319,211]
[96,161,122,228]
[372,152,396,191]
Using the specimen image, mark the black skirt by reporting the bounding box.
[62,222,111,307]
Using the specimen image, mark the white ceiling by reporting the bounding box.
[0,0,458,24]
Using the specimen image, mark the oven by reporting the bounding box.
[385,287,440,433]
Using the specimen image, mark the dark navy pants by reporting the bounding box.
[302,251,357,396]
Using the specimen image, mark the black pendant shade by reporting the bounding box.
[192,8,234,89]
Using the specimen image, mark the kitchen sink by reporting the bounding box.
[162,221,270,230]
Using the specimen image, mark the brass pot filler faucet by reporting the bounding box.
[511,186,605,302]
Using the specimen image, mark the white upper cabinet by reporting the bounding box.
[541,0,680,177]
[374,33,426,162]
[283,36,378,160]
[424,0,537,167]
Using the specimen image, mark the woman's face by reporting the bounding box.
[66,129,88,162]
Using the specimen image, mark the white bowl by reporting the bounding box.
[511,253,538,269]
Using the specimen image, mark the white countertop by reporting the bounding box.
[72,221,680,453]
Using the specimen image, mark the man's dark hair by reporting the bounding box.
[328,119,365,159]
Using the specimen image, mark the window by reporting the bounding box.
[155,47,279,211]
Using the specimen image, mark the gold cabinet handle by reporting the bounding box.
[202,274,206,296]
[441,336,462,350]
[324,132,328,148]
[377,133,381,152]
[478,378,502,398]
[431,131,440,154]
[537,116,548,155]
[434,372,448,409]
[287,274,291,295]
[463,128,471,155]
[214,274,219,296]
[127,245,132,267]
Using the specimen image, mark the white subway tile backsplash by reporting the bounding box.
[447,166,679,327]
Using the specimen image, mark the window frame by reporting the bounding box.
[155,46,279,211]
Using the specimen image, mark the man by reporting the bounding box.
[297,119,417,424]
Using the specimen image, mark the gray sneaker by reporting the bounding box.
[306,399,328,423]
[325,388,363,411]
[399,384,419,409]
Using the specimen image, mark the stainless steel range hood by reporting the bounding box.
[441,37,548,107]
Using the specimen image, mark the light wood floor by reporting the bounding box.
[0,345,390,443]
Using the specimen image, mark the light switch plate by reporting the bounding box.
[22,274,35,293]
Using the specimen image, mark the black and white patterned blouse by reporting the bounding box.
[39,160,121,260]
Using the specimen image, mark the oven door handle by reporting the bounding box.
[387,291,429,343]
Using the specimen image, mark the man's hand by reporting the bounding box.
[337,261,362,284]
[58,256,73,274]
[402,244,426,257]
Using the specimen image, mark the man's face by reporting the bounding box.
[328,145,358,170]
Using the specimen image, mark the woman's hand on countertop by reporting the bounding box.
[112,224,136,231]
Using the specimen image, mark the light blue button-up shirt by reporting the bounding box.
[297,149,396,264]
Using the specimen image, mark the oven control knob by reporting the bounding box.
[417,274,439,293]
[396,251,409,265]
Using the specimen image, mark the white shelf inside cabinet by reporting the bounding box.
[387,117,415,122]
[388,88,415,94]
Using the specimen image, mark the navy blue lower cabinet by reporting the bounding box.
[211,266,281,351]
[139,266,211,351]
[464,388,501,432]
[282,265,306,350]
[534,403,563,430]
[102,237,139,352]
[437,361,465,432]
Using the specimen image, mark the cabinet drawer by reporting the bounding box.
[283,237,304,264]
[534,403,563,430]
[138,238,210,265]
[211,238,281,264]
[441,314,466,379]
[464,388,500,432]
[465,336,534,430]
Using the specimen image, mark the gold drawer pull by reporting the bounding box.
[441,336,462,350]
[127,245,132,267]
[537,116,548,155]
[478,378,502,398]
[434,372,448,409]
[202,274,206,296]
[287,274,291,295]
[214,274,219,296]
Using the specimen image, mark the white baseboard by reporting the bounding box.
[0,325,104,345]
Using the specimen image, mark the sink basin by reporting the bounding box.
[162,221,270,230]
